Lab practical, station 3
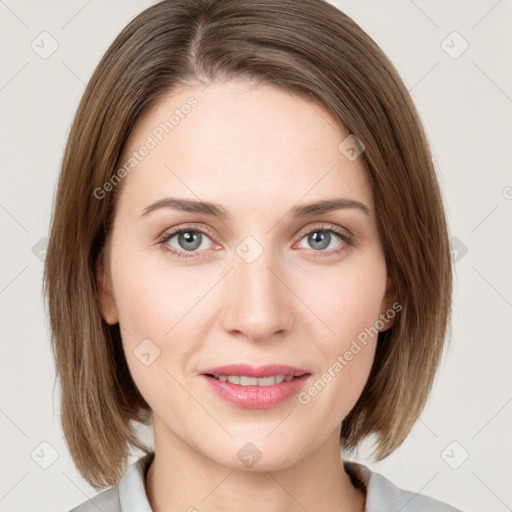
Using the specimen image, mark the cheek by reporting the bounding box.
[109,263,197,418]
[299,255,388,345]
[293,258,386,407]
[109,241,206,336]
[108,245,219,389]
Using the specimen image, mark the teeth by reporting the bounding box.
[214,375,294,386]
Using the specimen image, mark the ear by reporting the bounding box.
[378,274,398,332]
[95,253,119,325]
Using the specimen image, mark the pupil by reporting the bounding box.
[180,231,201,250]
[310,231,329,250]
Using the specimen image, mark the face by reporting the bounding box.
[98,79,396,471]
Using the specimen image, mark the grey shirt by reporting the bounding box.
[68,452,462,511]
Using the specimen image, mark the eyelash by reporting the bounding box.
[157,223,352,259]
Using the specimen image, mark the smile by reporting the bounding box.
[209,374,295,386]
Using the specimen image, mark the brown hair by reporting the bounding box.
[43,0,452,489]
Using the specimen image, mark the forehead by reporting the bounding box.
[117,79,373,217]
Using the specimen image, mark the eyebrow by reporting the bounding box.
[139,196,370,219]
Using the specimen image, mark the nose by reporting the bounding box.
[220,247,295,343]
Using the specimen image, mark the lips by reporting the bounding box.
[200,364,311,409]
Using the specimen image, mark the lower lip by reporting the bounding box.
[201,374,310,409]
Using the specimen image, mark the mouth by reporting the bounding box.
[200,364,311,409]
[201,363,309,379]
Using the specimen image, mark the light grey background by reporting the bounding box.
[1,1,511,511]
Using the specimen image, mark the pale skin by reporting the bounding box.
[97,78,396,512]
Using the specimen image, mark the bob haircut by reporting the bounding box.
[43,0,452,490]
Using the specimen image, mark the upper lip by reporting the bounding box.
[201,364,310,378]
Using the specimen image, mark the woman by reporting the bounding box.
[44,0,461,510]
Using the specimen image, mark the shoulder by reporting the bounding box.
[67,486,120,512]
[344,461,464,512]
[65,452,154,512]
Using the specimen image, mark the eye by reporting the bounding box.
[294,224,352,256]
[157,223,352,259]
[158,225,217,259]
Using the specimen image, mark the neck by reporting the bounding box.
[144,416,366,512]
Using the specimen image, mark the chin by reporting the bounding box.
[200,435,306,473]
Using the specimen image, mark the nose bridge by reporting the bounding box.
[221,241,293,340]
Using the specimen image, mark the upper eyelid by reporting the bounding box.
[295,223,351,239]
[160,223,217,243]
